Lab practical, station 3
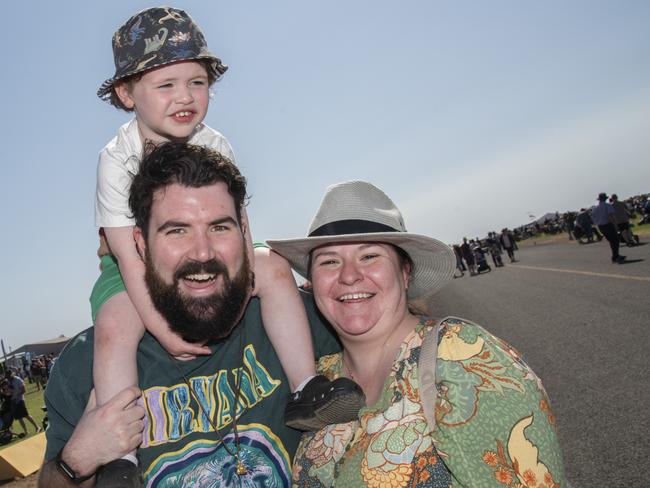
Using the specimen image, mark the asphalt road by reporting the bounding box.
[429,237,649,487]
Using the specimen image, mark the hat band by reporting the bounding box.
[309,219,399,237]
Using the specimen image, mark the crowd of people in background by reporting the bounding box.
[0,365,47,444]
[26,354,56,390]
[0,353,57,444]
[452,229,518,277]
[451,191,648,276]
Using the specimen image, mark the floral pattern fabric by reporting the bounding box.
[292,318,566,487]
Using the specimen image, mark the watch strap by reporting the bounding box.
[55,449,94,484]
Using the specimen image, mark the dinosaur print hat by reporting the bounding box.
[97,6,227,101]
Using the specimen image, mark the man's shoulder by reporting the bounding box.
[51,328,95,379]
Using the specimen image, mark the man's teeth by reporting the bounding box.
[338,292,372,301]
[184,273,215,282]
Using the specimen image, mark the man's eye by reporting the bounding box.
[157,83,173,89]
[166,228,185,235]
[361,253,379,261]
[210,225,228,232]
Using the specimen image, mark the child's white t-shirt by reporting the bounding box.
[95,119,236,228]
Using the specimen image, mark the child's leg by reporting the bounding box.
[94,291,143,405]
[93,291,143,466]
[254,248,315,391]
[254,248,365,431]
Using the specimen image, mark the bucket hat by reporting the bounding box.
[97,7,227,101]
[267,181,456,302]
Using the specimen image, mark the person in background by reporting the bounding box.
[460,237,476,276]
[500,228,516,262]
[610,194,638,247]
[592,193,625,263]
[4,369,41,436]
[451,244,465,278]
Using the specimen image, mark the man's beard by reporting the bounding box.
[145,251,252,345]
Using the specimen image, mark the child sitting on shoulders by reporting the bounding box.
[91,7,363,485]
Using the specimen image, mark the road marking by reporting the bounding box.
[509,264,650,282]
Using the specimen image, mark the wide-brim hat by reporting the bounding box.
[97,7,227,101]
[267,181,456,304]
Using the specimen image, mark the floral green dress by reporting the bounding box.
[292,318,566,487]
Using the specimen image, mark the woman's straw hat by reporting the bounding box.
[268,180,455,303]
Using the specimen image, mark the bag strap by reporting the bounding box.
[419,318,441,431]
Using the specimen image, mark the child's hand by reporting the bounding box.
[155,329,211,360]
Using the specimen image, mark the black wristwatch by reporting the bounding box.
[55,449,94,484]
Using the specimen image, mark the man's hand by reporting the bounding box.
[63,387,146,476]
[39,387,146,487]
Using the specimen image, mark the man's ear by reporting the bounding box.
[240,211,249,237]
[240,208,255,269]
[114,81,136,109]
[133,226,146,260]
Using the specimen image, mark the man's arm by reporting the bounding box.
[39,387,145,487]
[39,454,96,488]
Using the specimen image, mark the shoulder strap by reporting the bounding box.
[419,318,441,431]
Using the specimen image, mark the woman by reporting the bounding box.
[269,181,566,487]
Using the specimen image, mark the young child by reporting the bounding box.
[92,7,363,484]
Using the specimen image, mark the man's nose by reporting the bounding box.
[189,232,214,261]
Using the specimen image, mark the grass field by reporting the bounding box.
[1,380,47,451]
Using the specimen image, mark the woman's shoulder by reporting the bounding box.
[434,316,523,362]
[430,316,567,486]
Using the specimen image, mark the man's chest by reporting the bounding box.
[136,342,301,487]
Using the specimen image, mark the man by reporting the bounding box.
[574,208,595,243]
[499,228,516,262]
[592,192,625,263]
[0,380,19,438]
[4,369,41,436]
[610,194,638,246]
[459,237,476,276]
[40,143,339,487]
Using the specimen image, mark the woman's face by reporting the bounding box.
[310,242,410,340]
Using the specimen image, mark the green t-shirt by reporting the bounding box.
[44,295,339,487]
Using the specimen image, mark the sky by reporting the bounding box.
[1,1,649,350]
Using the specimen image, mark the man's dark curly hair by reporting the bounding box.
[129,142,247,239]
